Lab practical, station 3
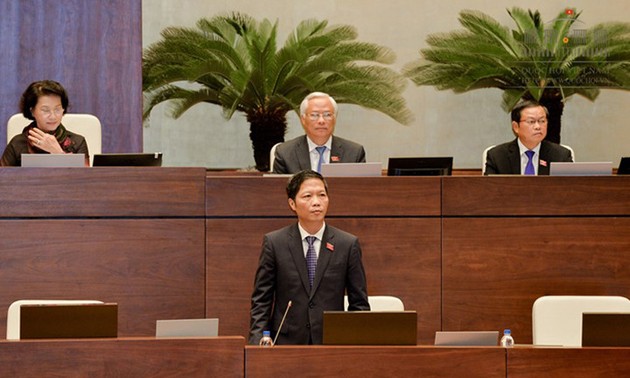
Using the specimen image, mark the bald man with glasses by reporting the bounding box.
[272,92,366,174]
[484,100,573,175]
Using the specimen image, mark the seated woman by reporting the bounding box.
[1,80,89,166]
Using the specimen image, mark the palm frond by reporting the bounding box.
[143,12,411,126]
[404,7,630,103]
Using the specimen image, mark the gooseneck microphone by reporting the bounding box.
[272,300,292,346]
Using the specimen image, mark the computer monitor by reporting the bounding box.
[20,303,118,339]
[617,157,630,175]
[582,313,630,346]
[92,153,163,167]
[387,157,453,176]
[323,311,417,345]
[549,162,612,176]
[434,331,499,346]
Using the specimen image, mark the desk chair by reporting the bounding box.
[344,295,404,311]
[482,144,576,175]
[269,142,282,173]
[6,299,104,340]
[7,113,102,166]
[532,295,630,347]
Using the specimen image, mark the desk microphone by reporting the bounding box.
[272,300,292,346]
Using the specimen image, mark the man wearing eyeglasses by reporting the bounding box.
[272,92,366,174]
[484,100,573,175]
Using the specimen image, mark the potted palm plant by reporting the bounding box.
[403,7,630,143]
[143,12,412,171]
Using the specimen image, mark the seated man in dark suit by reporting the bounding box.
[248,170,370,345]
[484,100,573,175]
[272,92,366,174]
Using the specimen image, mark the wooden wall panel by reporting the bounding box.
[207,218,441,344]
[0,337,245,377]
[246,346,506,378]
[206,176,441,216]
[442,217,630,343]
[0,219,206,337]
[442,176,630,216]
[508,348,630,378]
[0,167,206,217]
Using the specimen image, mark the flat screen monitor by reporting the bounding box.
[320,162,382,177]
[617,157,630,175]
[156,318,219,338]
[549,162,612,176]
[434,331,499,346]
[93,153,163,167]
[582,313,630,346]
[20,303,118,339]
[21,153,85,167]
[387,157,453,176]
[323,311,417,345]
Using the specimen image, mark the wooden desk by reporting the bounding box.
[508,347,630,377]
[0,337,245,377]
[441,176,630,343]
[206,176,442,344]
[2,171,629,348]
[246,345,506,377]
[0,168,207,337]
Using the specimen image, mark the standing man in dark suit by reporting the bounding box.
[484,100,573,175]
[272,92,366,174]
[248,170,370,345]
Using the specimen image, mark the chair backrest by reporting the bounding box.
[7,113,102,166]
[269,142,282,173]
[532,295,630,347]
[6,299,104,340]
[344,295,404,312]
[562,144,575,162]
[481,145,496,175]
[482,144,575,175]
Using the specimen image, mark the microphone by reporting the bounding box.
[272,300,292,346]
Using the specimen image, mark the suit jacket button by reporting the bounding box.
[308,302,314,309]
[306,323,311,329]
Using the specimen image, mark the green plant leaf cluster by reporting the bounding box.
[403,7,630,112]
[143,12,413,125]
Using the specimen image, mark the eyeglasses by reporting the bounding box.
[519,118,547,126]
[37,107,64,117]
[307,112,334,121]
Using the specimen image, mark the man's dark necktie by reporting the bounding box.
[315,146,326,173]
[525,150,535,175]
[305,236,317,288]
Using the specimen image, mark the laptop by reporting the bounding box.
[549,162,612,176]
[92,153,163,167]
[21,153,85,167]
[322,311,417,345]
[582,313,630,346]
[434,331,499,346]
[20,303,118,339]
[617,157,630,175]
[320,162,382,177]
[155,318,219,338]
[387,157,453,176]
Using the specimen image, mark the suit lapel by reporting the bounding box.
[508,139,521,174]
[296,136,312,171]
[538,141,550,175]
[310,227,334,298]
[288,224,311,293]
[329,136,343,163]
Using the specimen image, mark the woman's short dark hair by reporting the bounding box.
[20,80,69,120]
[510,100,549,123]
[286,170,328,200]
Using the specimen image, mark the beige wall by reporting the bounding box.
[142,0,630,169]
